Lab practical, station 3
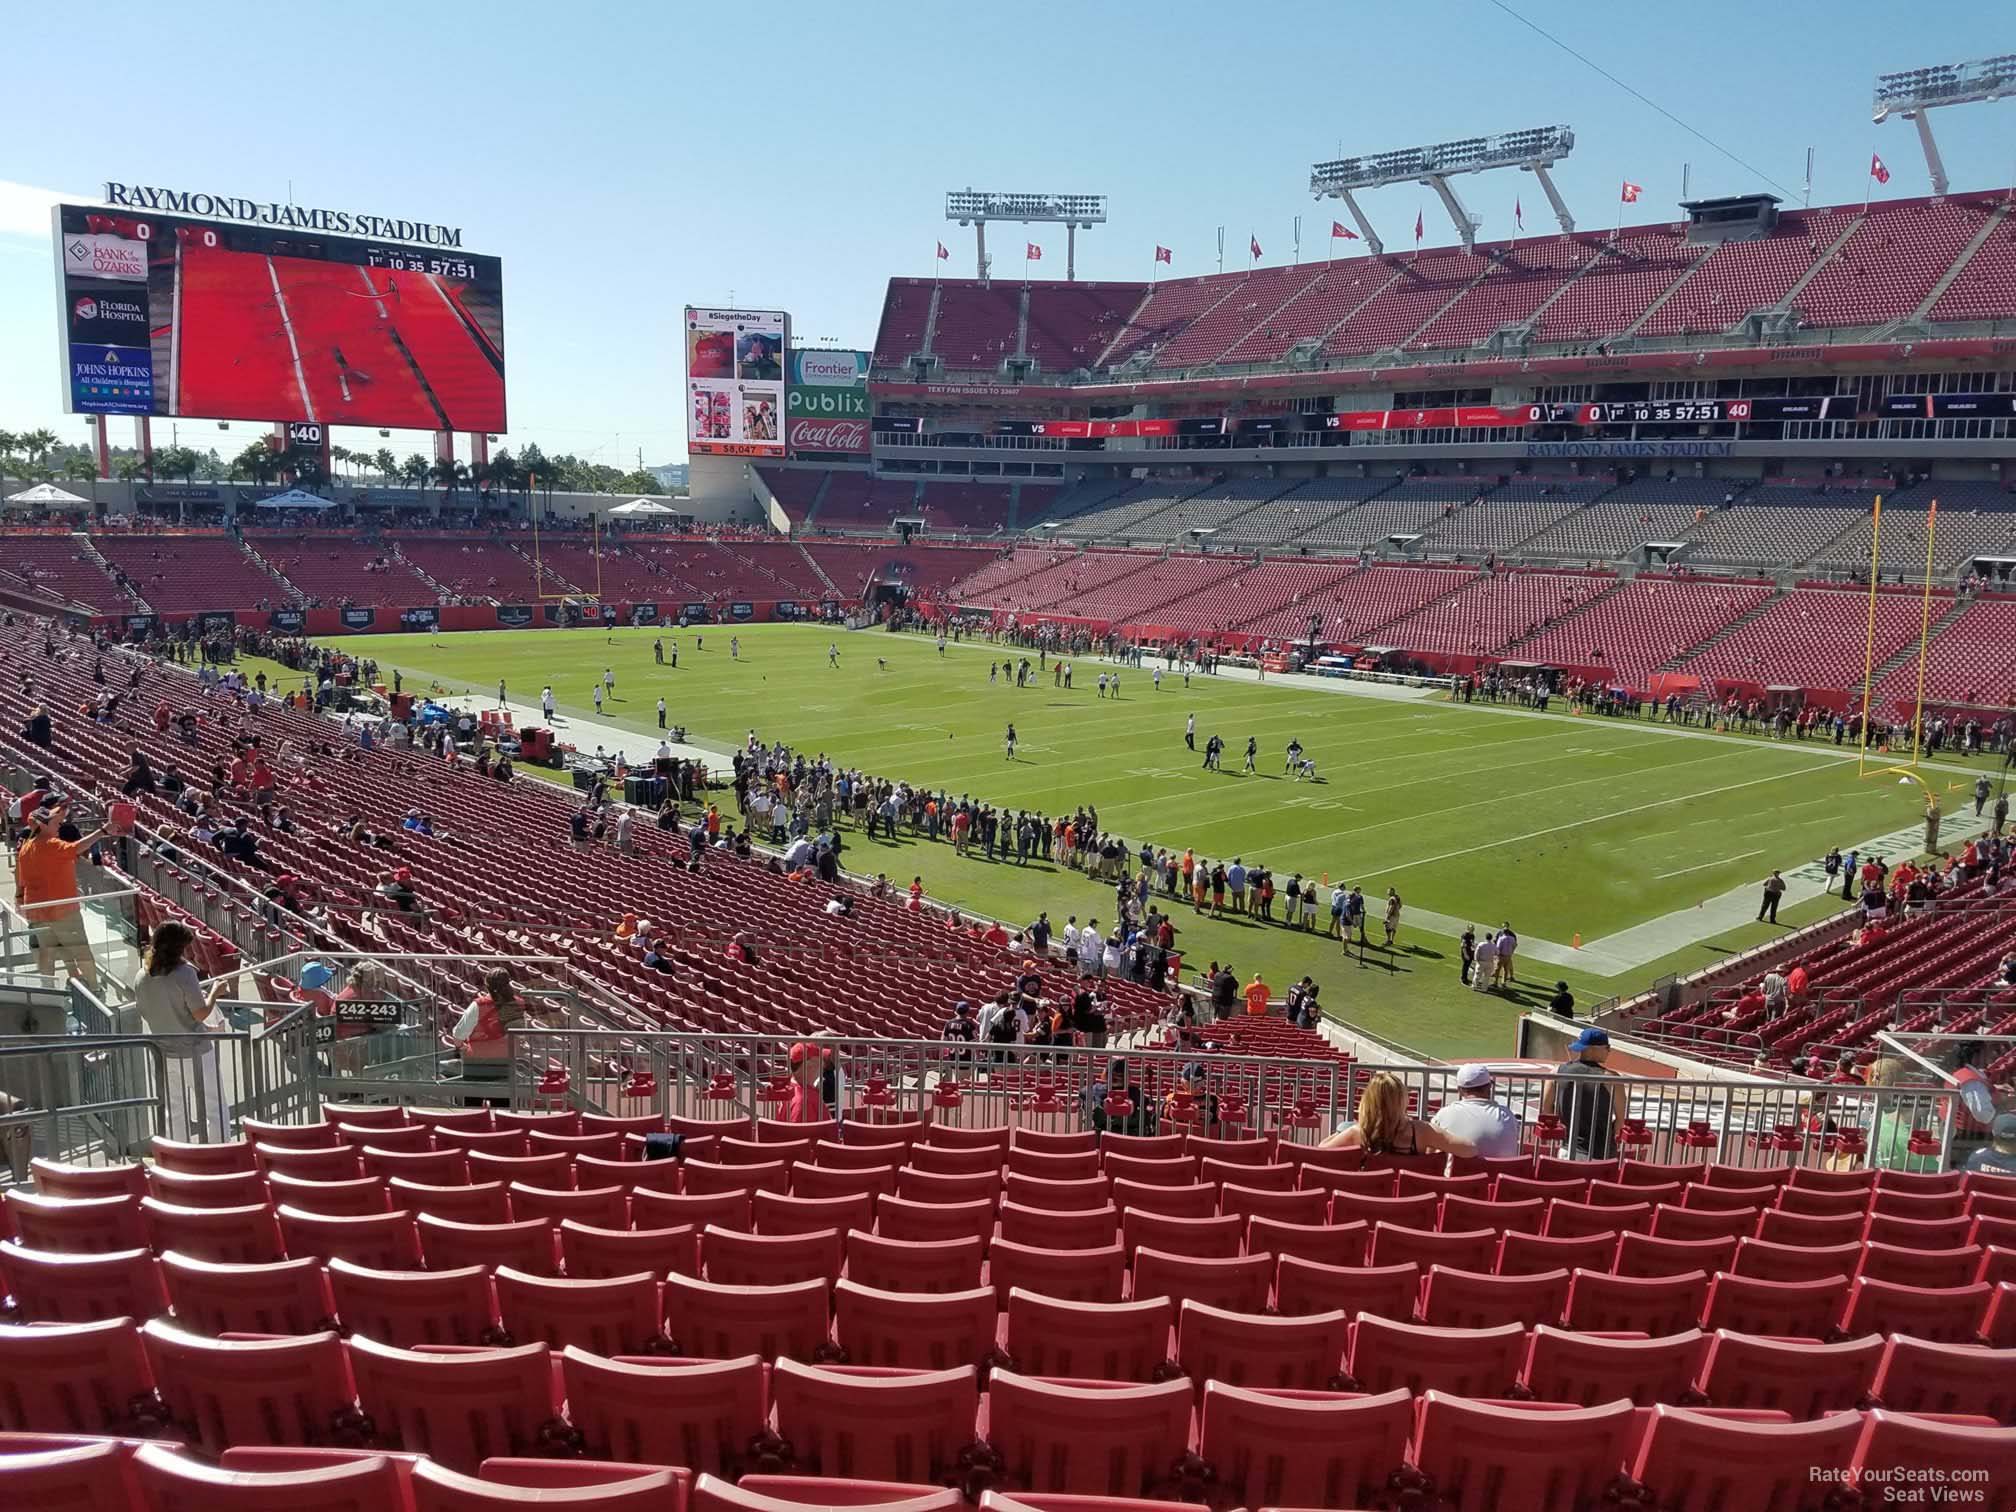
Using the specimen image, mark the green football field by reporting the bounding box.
[258,622,1991,1057]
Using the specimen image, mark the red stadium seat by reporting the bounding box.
[1344,1316,1526,1396]
[1274,1256,1418,1322]
[161,1253,334,1337]
[793,1165,897,1204]
[1006,1148,1102,1182]
[702,1224,843,1289]
[1368,1222,1496,1273]
[132,1442,410,1512]
[894,1168,1001,1207]
[1729,1236,1863,1284]
[1840,1277,1990,1343]
[986,1240,1126,1306]
[1565,1268,1710,1335]
[1857,1241,1983,1289]
[30,1159,146,1200]
[1497,1229,1616,1276]
[1328,1191,1439,1230]
[0,1242,165,1324]
[1773,1185,1870,1218]
[1870,1335,2016,1423]
[984,1372,1192,1498]
[0,1440,144,1510]
[875,1196,995,1247]
[1701,1272,1846,1338]
[151,1137,258,1175]
[1174,1299,1349,1395]
[559,1349,766,1477]
[1630,1404,1865,1510]
[387,1180,512,1226]
[995,1202,1118,1251]
[1681,1183,1775,1212]
[1756,1208,1864,1246]
[1649,1204,1759,1243]
[243,1120,340,1149]
[1850,1409,2016,1504]
[1010,1130,1097,1155]
[1546,1199,1648,1239]
[1696,1330,1885,1418]
[1521,1324,1709,1407]
[831,1280,997,1370]
[467,1152,574,1192]
[265,1174,391,1219]
[337,1123,428,1153]
[1420,1264,1570,1329]
[560,1221,700,1280]
[492,1267,665,1354]
[410,1458,685,1510]
[633,1188,754,1234]
[0,1317,160,1435]
[756,1191,876,1240]
[1110,1180,1214,1219]
[276,1207,419,1268]
[1118,1210,1242,1261]
[1130,1247,1270,1314]
[1194,1381,1413,1510]
[415,1214,556,1276]
[769,1360,981,1485]
[140,1199,283,1264]
[1442,1196,1546,1235]
[1243,1217,1367,1268]
[1001,1289,1173,1381]
[4,1191,147,1253]
[662,1274,833,1362]
[1614,1231,1738,1279]
[844,1231,983,1294]
[506,1184,626,1231]
[255,1147,366,1183]
[145,1168,268,1209]
[1101,1155,1197,1188]
[325,1258,499,1347]
[693,1473,961,1511]
[1864,1212,1975,1249]
[1215,1183,1326,1226]
[346,1334,557,1472]
[1413,1392,1641,1510]
[141,1320,357,1456]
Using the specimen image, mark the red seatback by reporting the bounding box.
[1701,1272,1847,1338]
[1175,1299,1349,1395]
[0,1317,156,1436]
[345,1334,556,1473]
[492,1267,663,1355]
[986,1240,1125,1307]
[160,1253,333,1337]
[1345,1316,1525,1396]
[769,1360,980,1484]
[1630,1404,1863,1510]
[1565,1267,1710,1336]
[1001,1290,1173,1382]
[559,1221,700,1281]
[141,1321,355,1456]
[842,1231,983,1295]
[558,1349,764,1477]
[661,1274,831,1363]
[1521,1324,1709,1408]
[1195,1381,1412,1509]
[1413,1392,1639,1512]
[1696,1330,1885,1418]
[325,1258,498,1348]
[984,1372,1192,1498]
[0,1242,165,1325]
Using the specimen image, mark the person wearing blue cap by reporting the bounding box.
[1541,1026,1621,1160]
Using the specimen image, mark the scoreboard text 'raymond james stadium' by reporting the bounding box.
[99,182,464,247]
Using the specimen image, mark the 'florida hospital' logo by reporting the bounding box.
[74,296,99,322]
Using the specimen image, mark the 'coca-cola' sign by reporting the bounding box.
[788,416,869,455]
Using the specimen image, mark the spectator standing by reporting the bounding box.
[15,800,102,989]
[131,921,229,1141]
[1541,1027,1622,1160]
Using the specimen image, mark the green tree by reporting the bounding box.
[0,430,17,478]
[374,448,398,485]
[431,457,469,500]
[115,456,146,483]
[61,456,97,483]
[18,429,58,470]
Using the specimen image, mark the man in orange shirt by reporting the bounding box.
[1244,972,1271,1016]
[15,800,103,989]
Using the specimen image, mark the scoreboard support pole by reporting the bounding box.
[135,418,154,481]
[93,419,110,481]
[468,433,489,472]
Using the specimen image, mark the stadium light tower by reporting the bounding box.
[1873,54,2016,196]
[1311,125,1576,254]
[946,189,1107,284]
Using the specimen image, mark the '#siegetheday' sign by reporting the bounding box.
[100,182,465,247]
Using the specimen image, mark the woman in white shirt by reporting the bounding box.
[133,921,229,1142]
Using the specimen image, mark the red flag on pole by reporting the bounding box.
[1620,181,1643,203]
[935,242,949,260]
[1515,198,1525,230]
[1249,234,1262,260]
[1870,153,1891,185]
[1413,209,1424,243]
[1154,245,1172,264]
[1025,243,1042,261]
[1330,220,1358,241]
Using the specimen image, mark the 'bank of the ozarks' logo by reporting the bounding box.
[789,418,868,452]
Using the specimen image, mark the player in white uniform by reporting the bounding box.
[1005,723,1017,761]
[828,643,840,667]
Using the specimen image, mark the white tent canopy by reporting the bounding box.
[5,483,91,511]
[253,489,336,510]
[606,498,675,515]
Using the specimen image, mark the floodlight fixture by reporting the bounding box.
[945,190,1109,281]
[1311,125,1576,253]
[1872,54,2016,194]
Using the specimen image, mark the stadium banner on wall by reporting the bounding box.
[340,606,376,630]
[680,603,712,624]
[788,349,870,456]
[196,611,236,634]
[1524,440,1734,459]
[686,306,788,457]
[729,602,755,621]
[124,614,157,636]
[540,605,568,626]
[495,605,533,628]
[399,607,440,631]
[268,609,305,632]
[629,603,659,626]
[50,203,506,430]
[599,604,619,625]
[774,601,799,620]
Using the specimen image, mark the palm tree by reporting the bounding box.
[61,457,97,484]
[374,448,398,486]
[401,454,431,503]
[431,456,468,502]
[0,430,18,479]
[115,456,146,483]
[19,429,58,471]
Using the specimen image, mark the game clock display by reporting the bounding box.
[52,202,506,431]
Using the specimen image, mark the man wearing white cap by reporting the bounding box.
[1430,1064,1522,1159]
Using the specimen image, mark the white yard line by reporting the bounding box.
[1656,850,1765,880]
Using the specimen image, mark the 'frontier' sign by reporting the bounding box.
[100,182,464,247]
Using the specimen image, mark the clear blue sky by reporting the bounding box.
[3,1,2011,468]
